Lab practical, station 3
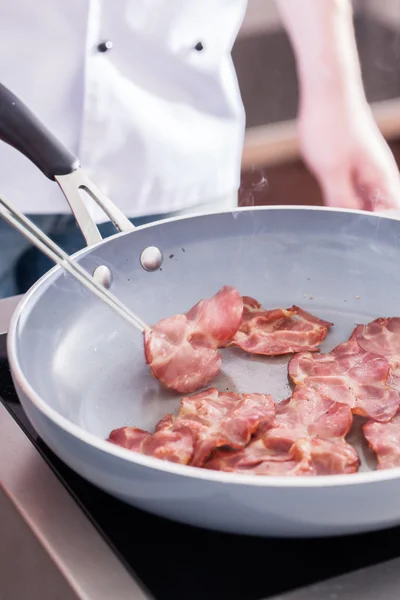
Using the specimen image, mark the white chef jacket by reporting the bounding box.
[0,0,247,221]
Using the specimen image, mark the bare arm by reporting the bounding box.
[276,0,363,107]
[275,0,400,211]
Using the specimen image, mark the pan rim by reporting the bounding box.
[8,205,400,489]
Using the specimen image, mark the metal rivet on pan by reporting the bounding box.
[140,246,163,272]
[93,265,113,289]
[97,40,113,53]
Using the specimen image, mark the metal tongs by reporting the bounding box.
[0,194,149,333]
[0,82,150,334]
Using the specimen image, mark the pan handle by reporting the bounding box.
[0,82,135,251]
[0,83,80,179]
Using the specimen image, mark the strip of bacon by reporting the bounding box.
[205,437,359,476]
[205,438,314,475]
[144,286,243,393]
[288,339,400,422]
[349,319,400,469]
[107,388,276,467]
[363,412,400,470]
[351,318,400,390]
[175,388,276,466]
[205,387,359,476]
[262,386,354,450]
[107,416,194,464]
[225,297,333,355]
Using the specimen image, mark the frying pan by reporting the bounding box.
[2,83,400,538]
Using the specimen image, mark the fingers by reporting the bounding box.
[374,182,400,211]
[320,167,400,212]
[354,169,400,212]
[321,175,363,211]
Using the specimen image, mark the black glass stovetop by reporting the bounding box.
[3,333,400,600]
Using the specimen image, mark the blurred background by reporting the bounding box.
[236,0,400,206]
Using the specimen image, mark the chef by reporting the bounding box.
[0,0,399,297]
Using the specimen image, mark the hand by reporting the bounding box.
[298,94,400,212]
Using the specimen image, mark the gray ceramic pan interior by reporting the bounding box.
[10,206,400,474]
